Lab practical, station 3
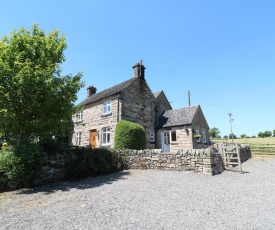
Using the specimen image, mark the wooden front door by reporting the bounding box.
[90,130,97,148]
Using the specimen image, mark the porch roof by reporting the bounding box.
[157,105,199,128]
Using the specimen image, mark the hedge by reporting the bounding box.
[114,120,146,150]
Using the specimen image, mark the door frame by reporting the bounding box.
[162,131,170,152]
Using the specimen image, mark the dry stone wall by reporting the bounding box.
[120,147,224,175]
[0,145,252,191]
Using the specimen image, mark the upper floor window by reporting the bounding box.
[76,110,83,122]
[76,132,81,145]
[102,127,111,146]
[103,100,111,115]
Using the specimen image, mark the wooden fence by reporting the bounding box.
[248,144,275,155]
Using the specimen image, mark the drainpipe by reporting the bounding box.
[154,104,159,149]
[117,95,120,122]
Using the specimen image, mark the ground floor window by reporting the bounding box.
[150,133,155,142]
[170,131,177,143]
[76,132,81,145]
[195,130,201,143]
[163,131,177,144]
[202,131,206,143]
[102,127,111,146]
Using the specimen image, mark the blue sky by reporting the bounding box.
[1,0,275,137]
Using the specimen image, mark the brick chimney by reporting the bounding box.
[132,61,145,79]
[86,85,97,98]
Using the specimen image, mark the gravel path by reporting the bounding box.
[0,156,275,230]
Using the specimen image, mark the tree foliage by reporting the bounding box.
[240,134,247,138]
[0,24,83,144]
[229,133,237,139]
[114,120,146,150]
[209,127,220,138]
[258,131,272,138]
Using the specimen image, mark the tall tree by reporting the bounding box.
[0,24,84,144]
[209,127,220,138]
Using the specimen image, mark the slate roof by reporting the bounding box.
[153,91,162,98]
[158,105,199,128]
[77,77,136,106]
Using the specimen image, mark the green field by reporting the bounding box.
[211,137,275,155]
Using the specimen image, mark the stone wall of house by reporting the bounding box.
[155,91,172,117]
[121,77,156,149]
[191,106,211,148]
[156,127,194,151]
[71,94,122,147]
[119,147,224,175]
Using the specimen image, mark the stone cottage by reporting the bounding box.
[70,62,210,151]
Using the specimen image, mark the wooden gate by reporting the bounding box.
[220,144,242,173]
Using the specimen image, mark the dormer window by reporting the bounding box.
[76,110,83,122]
[103,100,111,115]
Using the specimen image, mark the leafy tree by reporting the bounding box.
[258,131,272,138]
[209,127,220,138]
[229,133,237,139]
[258,132,264,138]
[273,130,275,137]
[240,134,247,138]
[223,135,228,139]
[263,131,272,138]
[0,24,83,144]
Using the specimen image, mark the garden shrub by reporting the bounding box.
[65,147,127,179]
[0,140,42,188]
[114,120,146,150]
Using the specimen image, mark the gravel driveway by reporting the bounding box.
[0,156,275,230]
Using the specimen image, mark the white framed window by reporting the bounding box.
[202,131,207,144]
[170,130,177,143]
[102,127,111,146]
[163,131,177,144]
[195,130,201,143]
[150,133,155,142]
[103,100,111,115]
[76,132,81,145]
[76,110,83,122]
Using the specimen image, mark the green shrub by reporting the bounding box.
[0,141,41,188]
[114,120,146,150]
[65,147,127,179]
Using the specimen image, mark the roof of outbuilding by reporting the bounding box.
[77,77,136,106]
[158,105,199,128]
